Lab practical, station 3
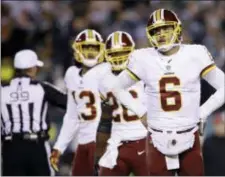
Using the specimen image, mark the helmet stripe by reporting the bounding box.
[113,32,120,46]
[87,29,94,39]
[110,35,113,49]
[161,9,164,20]
[156,9,161,21]
[153,11,156,23]
[119,32,122,45]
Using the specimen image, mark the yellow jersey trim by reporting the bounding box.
[201,64,216,77]
[126,68,140,81]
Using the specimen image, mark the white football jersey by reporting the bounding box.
[64,63,111,144]
[127,44,215,131]
[100,72,147,141]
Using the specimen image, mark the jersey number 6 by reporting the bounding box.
[159,76,182,111]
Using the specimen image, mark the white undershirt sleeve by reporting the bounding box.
[200,67,225,120]
[53,90,79,154]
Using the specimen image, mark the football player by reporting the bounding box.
[49,29,109,176]
[110,9,225,176]
[98,31,148,176]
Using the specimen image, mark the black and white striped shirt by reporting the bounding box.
[1,75,67,136]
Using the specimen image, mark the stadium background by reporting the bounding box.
[1,0,225,175]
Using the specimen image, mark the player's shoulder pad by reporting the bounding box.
[64,66,79,79]
[193,44,210,55]
[93,62,112,75]
[64,66,80,87]
[183,44,207,53]
[185,44,214,61]
[129,47,155,62]
[128,48,154,68]
[94,62,111,71]
[130,47,153,57]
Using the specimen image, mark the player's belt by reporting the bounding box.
[151,127,195,134]
[121,138,146,144]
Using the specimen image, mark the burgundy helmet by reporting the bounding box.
[146,9,182,52]
[105,31,135,71]
[72,29,105,67]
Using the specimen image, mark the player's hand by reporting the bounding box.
[50,149,61,172]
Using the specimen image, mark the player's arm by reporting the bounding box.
[50,90,79,171]
[137,82,148,128]
[198,45,225,121]
[200,66,225,120]
[111,53,147,118]
[99,69,137,100]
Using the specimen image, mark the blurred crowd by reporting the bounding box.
[2,0,225,86]
[1,0,225,175]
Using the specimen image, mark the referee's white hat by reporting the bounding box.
[14,49,44,69]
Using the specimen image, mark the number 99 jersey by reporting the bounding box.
[64,63,111,144]
[127,44,215,131]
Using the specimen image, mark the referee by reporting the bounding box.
[1,50,67,176]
